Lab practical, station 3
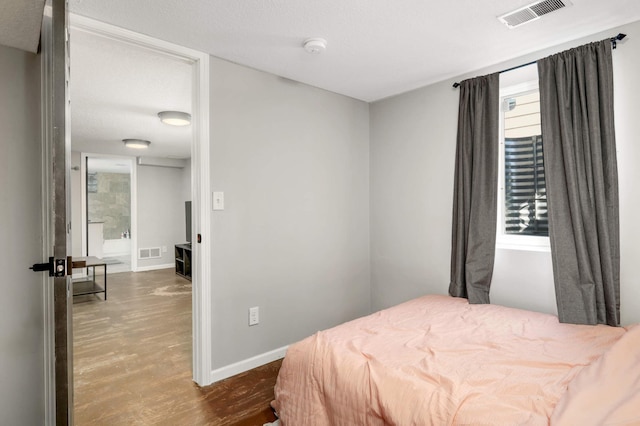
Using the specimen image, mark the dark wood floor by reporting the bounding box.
[73,268,281,425]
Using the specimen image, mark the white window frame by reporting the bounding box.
[497,80,550,252]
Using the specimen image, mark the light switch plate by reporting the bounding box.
[249,306,259,326]
[213,191,224,210]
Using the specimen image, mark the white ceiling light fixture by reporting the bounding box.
[158,110,191,126]
[123,139,151,149]
[303,38,327,54]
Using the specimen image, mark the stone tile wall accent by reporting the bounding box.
[88,172,131,240]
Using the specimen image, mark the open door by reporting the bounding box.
[41,0,74,423]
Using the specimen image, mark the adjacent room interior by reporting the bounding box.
[67,25,199,423]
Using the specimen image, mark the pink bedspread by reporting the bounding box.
[550,324,640,425]
[273,295,629,425]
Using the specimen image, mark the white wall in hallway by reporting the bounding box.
[137,164,186,268]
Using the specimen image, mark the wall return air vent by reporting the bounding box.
[498,0,572,29]
[139,247,162,260]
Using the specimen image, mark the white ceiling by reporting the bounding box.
[5,1,640,159]
[69,28,193,158]
[67,0,640,103]
[0,0,45,52]
[87,157,132,174]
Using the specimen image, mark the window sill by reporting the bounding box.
[496,236,551,253]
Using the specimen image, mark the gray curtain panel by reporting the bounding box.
[449,74,499,304]
[538,40,620,326]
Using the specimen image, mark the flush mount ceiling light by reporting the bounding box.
[158,111,191,126]
[123,139,151,149]
[303,38,327,54]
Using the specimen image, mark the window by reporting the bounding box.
[497,80,550,251]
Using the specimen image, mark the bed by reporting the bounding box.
[273,295,640,425]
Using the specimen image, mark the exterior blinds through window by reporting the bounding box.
[504,135,548,236]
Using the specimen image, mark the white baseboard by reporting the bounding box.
[209,345,288,384]
[135,263,175,272]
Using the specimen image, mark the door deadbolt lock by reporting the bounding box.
[54,259,66,277]
[30,257,67,277]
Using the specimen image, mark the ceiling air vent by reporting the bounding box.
[498,0,572,29]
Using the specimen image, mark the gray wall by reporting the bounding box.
[370,20,640,326]
[209,57,371,368]
[370,82,456,309]
[181,160,191,241]
[614,21,640,326]
[0,45,44,424]
[137,164,187,267]
[181,160,191,204]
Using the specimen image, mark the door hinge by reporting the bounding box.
[30,257,67,277]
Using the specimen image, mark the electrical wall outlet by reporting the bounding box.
[249,306,259,326]
[162,245,167,253]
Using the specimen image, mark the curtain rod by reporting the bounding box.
[452,33,627,88]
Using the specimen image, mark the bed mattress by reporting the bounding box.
[273,295,638,425]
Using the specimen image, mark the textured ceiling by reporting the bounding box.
[0,0,45,53]
[67,0,640,102]
[69,28,193,158]
[41,0,640,159]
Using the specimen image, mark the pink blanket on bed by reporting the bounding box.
[273,295,629,425]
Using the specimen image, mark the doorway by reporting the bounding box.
[83,156,134,273]
[64,12,212,407]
